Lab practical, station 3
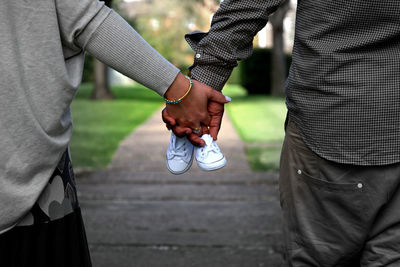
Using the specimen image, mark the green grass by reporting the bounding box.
[70,83,162,168]
[223,85,287,171]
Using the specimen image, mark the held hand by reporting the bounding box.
[162,108,208,146]
[162,97,228,146]
[164,73,229,135]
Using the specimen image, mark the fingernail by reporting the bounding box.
[225,96,231,102]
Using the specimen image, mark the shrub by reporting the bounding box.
[227,63,242,85]
[239,48,292,95]
[240,49,272,94]
[82,53,94,83]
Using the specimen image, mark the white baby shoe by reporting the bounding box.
[195,134,227,171]
[166,132,194,175]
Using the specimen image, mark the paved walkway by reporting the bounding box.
[77,109,284,267]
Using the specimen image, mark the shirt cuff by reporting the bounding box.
[185,31,236,91]
[190,65,233,92]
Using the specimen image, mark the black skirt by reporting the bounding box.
[0,149,92,267]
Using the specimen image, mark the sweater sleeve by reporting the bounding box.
[56,0,180,96]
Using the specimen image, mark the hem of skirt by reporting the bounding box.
[0,207,92,267]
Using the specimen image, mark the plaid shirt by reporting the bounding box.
[186,0,400,166]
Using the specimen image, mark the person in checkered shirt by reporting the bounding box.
[164,0,400,265]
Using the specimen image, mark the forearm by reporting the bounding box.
[76,8,180,96]
[186,0,286,90]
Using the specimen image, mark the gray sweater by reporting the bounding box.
[0,0,180,233]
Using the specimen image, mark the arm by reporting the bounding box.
[186,0,286,91]
[164,0,286,143]
[55,0,180,96]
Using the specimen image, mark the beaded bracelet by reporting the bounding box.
[164,75,193,104]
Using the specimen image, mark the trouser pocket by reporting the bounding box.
[279,119,372,266]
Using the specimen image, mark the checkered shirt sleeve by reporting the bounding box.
[185,0,286,91]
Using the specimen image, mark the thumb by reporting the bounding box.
[208,90,231,104]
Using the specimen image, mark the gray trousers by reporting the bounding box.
[280,117,400,266]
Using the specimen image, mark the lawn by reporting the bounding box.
[223,85,287,171]
[70,83,162,168]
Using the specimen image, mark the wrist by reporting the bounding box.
[164,73,193,104]
[164,73,190,100]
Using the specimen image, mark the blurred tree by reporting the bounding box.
[92,0,115,100]
[133,0,219,69]
[269,0,291,96]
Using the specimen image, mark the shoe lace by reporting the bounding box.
[170,137,187,157]
[199,140,219,158]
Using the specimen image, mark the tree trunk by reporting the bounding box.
[91,0,115,100]
[91,58,114,100]
[269,0,290,96]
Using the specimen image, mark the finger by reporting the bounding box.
[192,125,202,136]
[201,125,209,135]
[209,114,223,140]
[209,125,220,141]
[188,133,205,147]
[201,113,211,127]
[162,108,176,126]
[208,90,231,105]
[172,125,192,137]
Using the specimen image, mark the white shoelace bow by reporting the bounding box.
[198,135,219,158]
[170,136,187,157]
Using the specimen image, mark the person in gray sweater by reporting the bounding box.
[0,0,227,265]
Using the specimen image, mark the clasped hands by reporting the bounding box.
[162,73,230,146]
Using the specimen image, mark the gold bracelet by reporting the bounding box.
[164,75,193,104]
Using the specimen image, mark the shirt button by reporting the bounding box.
[297,170,302,175]
[357,183,363,189]
[195,53,201,59]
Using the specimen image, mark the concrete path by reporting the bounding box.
[108,108,251,173]
[77,109,284,267]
